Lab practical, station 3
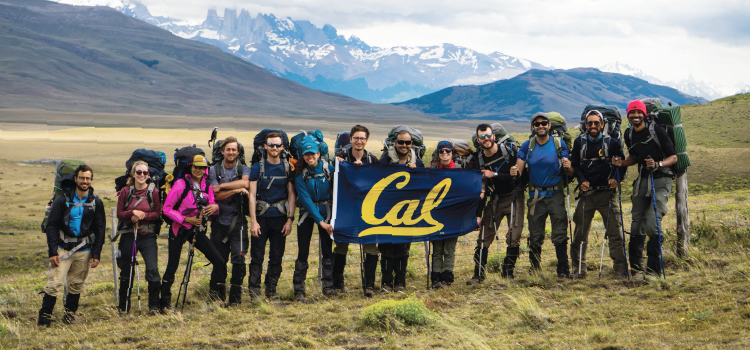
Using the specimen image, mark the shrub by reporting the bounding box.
[486,252,505,273]
[735,195,747,202]
[361,297,435,330]
[87,282,114,296]
[0,321,8,339]
[506,292,552,330]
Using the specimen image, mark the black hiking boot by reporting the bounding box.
[380,257,394,292]
[248,263,263,299]
[440,270,454,286]
[467,247,488,285]
[227,263,245,306]
[332,253,348,293]
[394,256,409,291]
[629,234,646,273]
[264,264,282,299]
[555,243,570,279]
[529,245,542,272]
[321,259,338,296]
[431,271,443,289]
[363,254,378,298]
[37,293,56,328]
[292,259,309,298]
[147,281,161,315]
[62,293,80,324]
[502,247,520,279]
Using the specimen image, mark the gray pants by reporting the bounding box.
[431,237,457,273]
[571,190,627,276]
[474,191,526,249]
[527,191,568,247]
[631,176,672,238]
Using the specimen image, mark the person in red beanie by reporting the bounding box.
[612,100,677,279]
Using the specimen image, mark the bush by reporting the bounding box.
[361,297,435,330]
[87,282,114,296]
[0,321,8,339]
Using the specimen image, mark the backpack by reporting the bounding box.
[527,112,574,188]
[334,131,351,156]
[162,146,205,227]
[430,139,474,169]
[211,138,246,167]
[114,149,168,193]
[576,106,623,168]
[381,125,427,160]
[472,122,516,149]
[251,129,294,200]
[628,98,690,173]
[290,130,330,163]
[212,161,250,217]
[41,159,85,233]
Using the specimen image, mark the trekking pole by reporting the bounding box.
[564,173,574,246]
[616,168,630,279]
[599,191,614,280]
[359,243,366,295]
[646,158,666,279]
[125,223,139,313]
[424,241,430,289]
[110,207,118,304]
[509,177,517,272]
[577,191,587,280]
[176,212,200,309]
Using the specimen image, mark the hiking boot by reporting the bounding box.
[431,272,442,289]
[264,264,282,299]
[148,309,159,316]
[431,280,443,289]
[380,257,394,291]
[323,288,339,297]
[394,256,409,289]
[62,312,77,324]
[320,259,335,293]
[501,247,519,279]
[62,293,80,325]
[466,276,482,285]
[147,281,161,314]
[529,245,542,271]
[248,287,262,299]
[440,270,454,286]
[394,285,406,292]
[248,263,263,299]
[37,293,56,328]
[159,305,176,315]
[380,285,392,293]
[292,260,309,297]
[363,254,378,298]
[554,243,570,278]
[557,273,570,280]
[295,293,306,303]
[364,287,374,298]
[629,235,646,273]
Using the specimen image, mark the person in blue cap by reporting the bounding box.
[293,136,337,302]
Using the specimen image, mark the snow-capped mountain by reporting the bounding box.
[600,62,734,101]
[53,0,550,103]
[735,85,750,94]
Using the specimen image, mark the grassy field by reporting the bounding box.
[1,96,750,349]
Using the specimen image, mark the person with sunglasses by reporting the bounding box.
[37,164,105,327]
[511,112,574,278]
[612,100,676,278]
[333,125,380,297]
[208,136,251,306]
[161,155,224,311]
[115,160,163,314]
[377,130,424,292]
[428,141,461,288]
[569,111,628,279]
[467,124,526,284]
[248,132,296,299]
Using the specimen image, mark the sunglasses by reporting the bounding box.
[352,137,368,141]
[135,170,149,176]
[194,166,207,170]
[438,149,452,154]
[77,176,92,181]
[533,121,549,127]
[586,121,602,126]
[266,143,283,148]
[478,133,493,140]
[396,140,412,145]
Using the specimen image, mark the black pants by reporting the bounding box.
[160,227,225,306]
[118,232,160,284]
[297,217,334,262]
[249,216,287,289]
[211,218,248,302]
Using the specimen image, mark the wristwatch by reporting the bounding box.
[658,161,663,169]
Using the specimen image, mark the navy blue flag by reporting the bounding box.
[332,161,482,244]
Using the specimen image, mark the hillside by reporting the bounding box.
[395,68,707,121]
[0,0,426,119]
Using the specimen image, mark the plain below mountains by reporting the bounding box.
[0,0,425,120]
[395,68,708,121]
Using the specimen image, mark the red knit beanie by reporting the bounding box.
[627,100,647,116]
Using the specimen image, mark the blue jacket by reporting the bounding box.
[295,161,334,224]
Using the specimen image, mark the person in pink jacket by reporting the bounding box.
[159,155,225,312]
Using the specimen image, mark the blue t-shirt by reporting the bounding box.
[209,162,252,225]
[517,137,569,198]
[249,160,292,217]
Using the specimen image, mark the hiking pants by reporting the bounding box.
[211,218,249,298]
[118,232,160,284]
[431,237,457,273]
[630,176,672,238]
[44,248,91,297]
[161,228,225,302]
[249,216,287,289]
[570,190,627,276]
[297,217,334,262]
[333,242,379,256]
[475,192,526,250]
[527,191,568,248]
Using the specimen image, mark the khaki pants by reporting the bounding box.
[475,191,526,249]
[44,248,91,297]
[570,190,628,276]
[333,242,379,255]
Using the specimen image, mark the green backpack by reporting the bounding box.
[42,159,86,233]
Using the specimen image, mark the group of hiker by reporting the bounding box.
[37,99,678,327]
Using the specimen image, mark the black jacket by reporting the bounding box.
[571,135,626,189]
[45,179,106,260]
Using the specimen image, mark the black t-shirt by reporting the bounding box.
[571,135,625,189]
[625,122,676,178]
[473,143,524,216]
[338,148,379,164]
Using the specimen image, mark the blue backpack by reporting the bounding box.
[290,130,330,163]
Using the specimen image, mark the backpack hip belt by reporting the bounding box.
[298,200,332,225]
[116,223,157,236]
[59,237,90,261]
[528,185,560,216]
[256,199,288,217]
